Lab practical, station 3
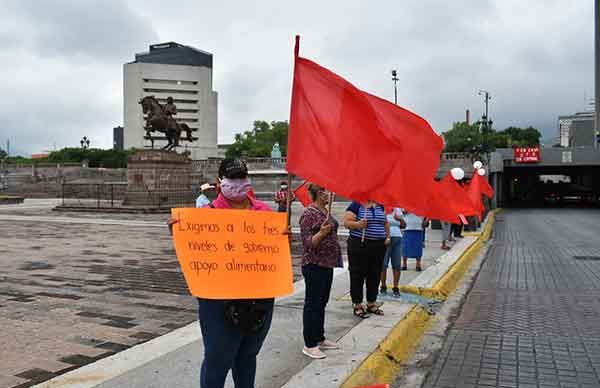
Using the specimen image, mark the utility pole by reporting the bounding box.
[391,70,399,105]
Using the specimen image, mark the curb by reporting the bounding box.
[340,210,500,388]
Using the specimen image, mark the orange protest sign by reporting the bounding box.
[171,208,294,299]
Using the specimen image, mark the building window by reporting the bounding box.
[150,97,198,104]
[143,79,198,85]
[143,88,198,95]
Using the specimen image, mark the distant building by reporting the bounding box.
[217,144,231,158]
[123,42,218,159]
[31,153,49,160]
[558,111,595,147]
[113,126,124,150]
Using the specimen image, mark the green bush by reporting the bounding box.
[44,148,136,168]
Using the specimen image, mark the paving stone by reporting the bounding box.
[421,210,600,388]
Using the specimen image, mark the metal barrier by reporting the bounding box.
[61,182,127,208]
[60,183,194,209]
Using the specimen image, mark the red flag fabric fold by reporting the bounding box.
[287,39,444,212]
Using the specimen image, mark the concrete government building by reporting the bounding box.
[123,42,218,159]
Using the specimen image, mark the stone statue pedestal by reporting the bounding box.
[123,149,194,208]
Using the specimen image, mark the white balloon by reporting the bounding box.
[477,168,486,176]
[473,161,483,170]
[450,167,465,180]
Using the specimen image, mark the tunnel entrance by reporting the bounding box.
[501,165,600,207]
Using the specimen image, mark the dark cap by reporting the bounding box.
[218,158,248,179]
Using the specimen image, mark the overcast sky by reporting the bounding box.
[0,0,594,156]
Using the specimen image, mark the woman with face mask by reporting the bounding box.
[195,158,274,388]
[299,183,342,359]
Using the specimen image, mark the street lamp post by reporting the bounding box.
[80,136,90,150]
[391,70,399,105]
[477,90,493,153]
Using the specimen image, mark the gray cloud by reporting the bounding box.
[0,0,595,155]
[0,0,159,155]
[4,0,158,62]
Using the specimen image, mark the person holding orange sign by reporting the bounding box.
[299,183,342,359]
[194,158,274,388]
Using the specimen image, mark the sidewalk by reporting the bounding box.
[33,223,489,388]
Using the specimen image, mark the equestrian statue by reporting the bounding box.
[139,96,195,150]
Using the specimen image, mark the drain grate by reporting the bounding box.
[574,256,600,261]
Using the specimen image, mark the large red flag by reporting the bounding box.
[286,36,444,212]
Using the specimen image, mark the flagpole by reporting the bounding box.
[285,35,300,234]
[286,173,293,233]
[361,203,367,243]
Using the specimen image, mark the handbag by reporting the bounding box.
[224,299,271,334]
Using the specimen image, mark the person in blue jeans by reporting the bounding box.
[380,207,405,297]
[170,158,273,388]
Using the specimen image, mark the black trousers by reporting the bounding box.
[347,237,386,304]
[452,223,464,237]
[302,263,334,348]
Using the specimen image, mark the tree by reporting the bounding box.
[442,122,482,152]
[443,122,541,152]
[226,120,289,158]
[501,126,541,147]
[0,148,6,160]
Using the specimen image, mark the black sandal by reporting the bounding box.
[367,304,384,316]
[353,304,370,319]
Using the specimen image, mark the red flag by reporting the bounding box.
[441,174,478,217]
[293,181,312,207]
[479,174,495,198]
[286,36,443,212]
[420,174,479,223]
[420,180,462,223]
[465,174,485,218]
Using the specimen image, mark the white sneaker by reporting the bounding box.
[318,339,339,350]
[302,346,327,359]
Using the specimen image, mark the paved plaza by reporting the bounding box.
[421,209,600,388]
[0,199,424,388]
[0,199,454,388]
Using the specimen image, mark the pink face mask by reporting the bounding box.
[220,178,251,201]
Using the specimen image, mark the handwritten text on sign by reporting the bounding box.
[171,208,293,299]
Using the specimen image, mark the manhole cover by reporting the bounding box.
[574,256,600,261]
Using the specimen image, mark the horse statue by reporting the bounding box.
[139,96,194,150]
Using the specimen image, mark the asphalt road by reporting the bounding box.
[419,208,600,388]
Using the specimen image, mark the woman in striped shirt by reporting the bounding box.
[343,201,390,317]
